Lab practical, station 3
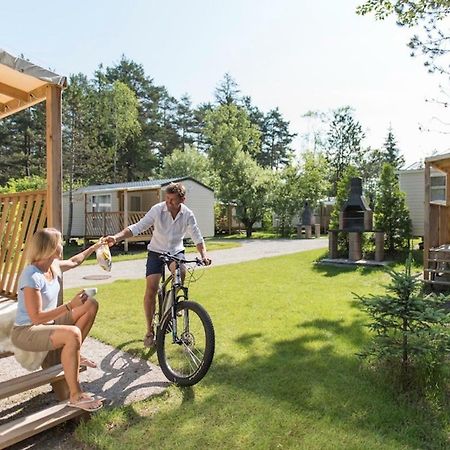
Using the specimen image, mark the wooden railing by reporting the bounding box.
[0,190,47,299]
[85,211,152,239]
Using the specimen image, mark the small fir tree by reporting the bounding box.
[356,255,450,391]
[374,163,412,253]
[381,126,405,170]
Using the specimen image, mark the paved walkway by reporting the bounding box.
[64,238,328,289]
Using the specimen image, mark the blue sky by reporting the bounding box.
[2,0,448,165]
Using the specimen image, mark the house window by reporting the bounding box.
[430,175,446,203]
[91,194,112,212]
[130,195,142,211]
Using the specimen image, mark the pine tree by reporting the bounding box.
[356,254,450,391]
[257,108,296,170]
[381,126,405,170]
[375,163,412,253]
[325,107,365,196]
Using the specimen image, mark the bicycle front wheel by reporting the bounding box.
[156,300,215,386]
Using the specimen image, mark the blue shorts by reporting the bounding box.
[146,251,185,277]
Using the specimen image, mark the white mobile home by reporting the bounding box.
[399,165,447,237]
[63,177,215,246]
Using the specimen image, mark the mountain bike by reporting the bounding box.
[153,252,215,386]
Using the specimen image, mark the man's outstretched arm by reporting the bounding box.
[104,228,133,246]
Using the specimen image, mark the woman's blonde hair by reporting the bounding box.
[27,228,62,263]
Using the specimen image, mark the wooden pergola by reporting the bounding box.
[0,49,89,449]
[0,49,66,298]
[423,152,450,286]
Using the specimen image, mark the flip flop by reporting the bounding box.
[67,396,103,412]
[80,355,97,368]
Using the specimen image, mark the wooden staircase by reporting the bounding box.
[423,247,450,287]
[0,357,87,449]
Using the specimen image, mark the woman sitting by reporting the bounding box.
[11,228,103,412]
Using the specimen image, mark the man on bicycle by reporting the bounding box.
[104,182,211,347]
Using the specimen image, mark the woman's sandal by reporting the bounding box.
[143,332,155,348]
[80,355,97,368]
[67,394,103,412]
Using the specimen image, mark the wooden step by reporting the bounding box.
[0,352,13,360]
[424,269,450,274]
[0,402,88,449]
[422,279,450,286]
[426,258,450,263]
[0,364,86,400]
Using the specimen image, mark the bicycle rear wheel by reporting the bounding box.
[156,300,215,386]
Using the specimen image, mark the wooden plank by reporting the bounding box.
[424,162,431,280]
[0,403,87,449]
[0,190,46,199]
[422,279,450,286]
[45,84,64,399]
[0,196,19,294]
[124,190,129,252]
[13,193,45,294]
[0,352,13,359]
[0,364,86,400]
[4,193,34,294]
[45,85,63,232]
[0,81,30,102]
[0,86,47,121]
[424,269,450,274]
[1,196,23,295]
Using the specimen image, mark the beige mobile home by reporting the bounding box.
[63,177,215,247]
[399,165,447,237]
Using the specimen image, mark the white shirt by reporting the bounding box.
[128,201,204,254]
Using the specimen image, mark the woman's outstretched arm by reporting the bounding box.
[59,241,104,273]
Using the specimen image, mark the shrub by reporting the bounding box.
[356,255,450,392]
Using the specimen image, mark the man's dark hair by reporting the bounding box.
[165,182,186,199]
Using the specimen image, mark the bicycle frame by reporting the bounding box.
[157,253,199,344]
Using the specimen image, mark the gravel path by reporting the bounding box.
[63,238,328,289]
[1,237,328,449]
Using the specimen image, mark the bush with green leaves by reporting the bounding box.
[356,255,450,392]
[0,175,46,193]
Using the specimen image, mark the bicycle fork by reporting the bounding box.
[170,286,188,345]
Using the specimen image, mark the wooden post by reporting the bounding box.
[124,189,129,252]
[424,162,431,281]
[102,211,106,236]
[83,194,88,247]
[45,84,69,401]
[46,85,63,232]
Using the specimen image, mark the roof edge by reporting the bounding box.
[0,49,67,88]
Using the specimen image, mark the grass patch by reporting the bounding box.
[63,238,240,265]
[68,249,449,449]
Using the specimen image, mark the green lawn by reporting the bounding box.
[63,238,240,265]
[66,249,449,450]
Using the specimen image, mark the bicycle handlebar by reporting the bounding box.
[158,252,210,266]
